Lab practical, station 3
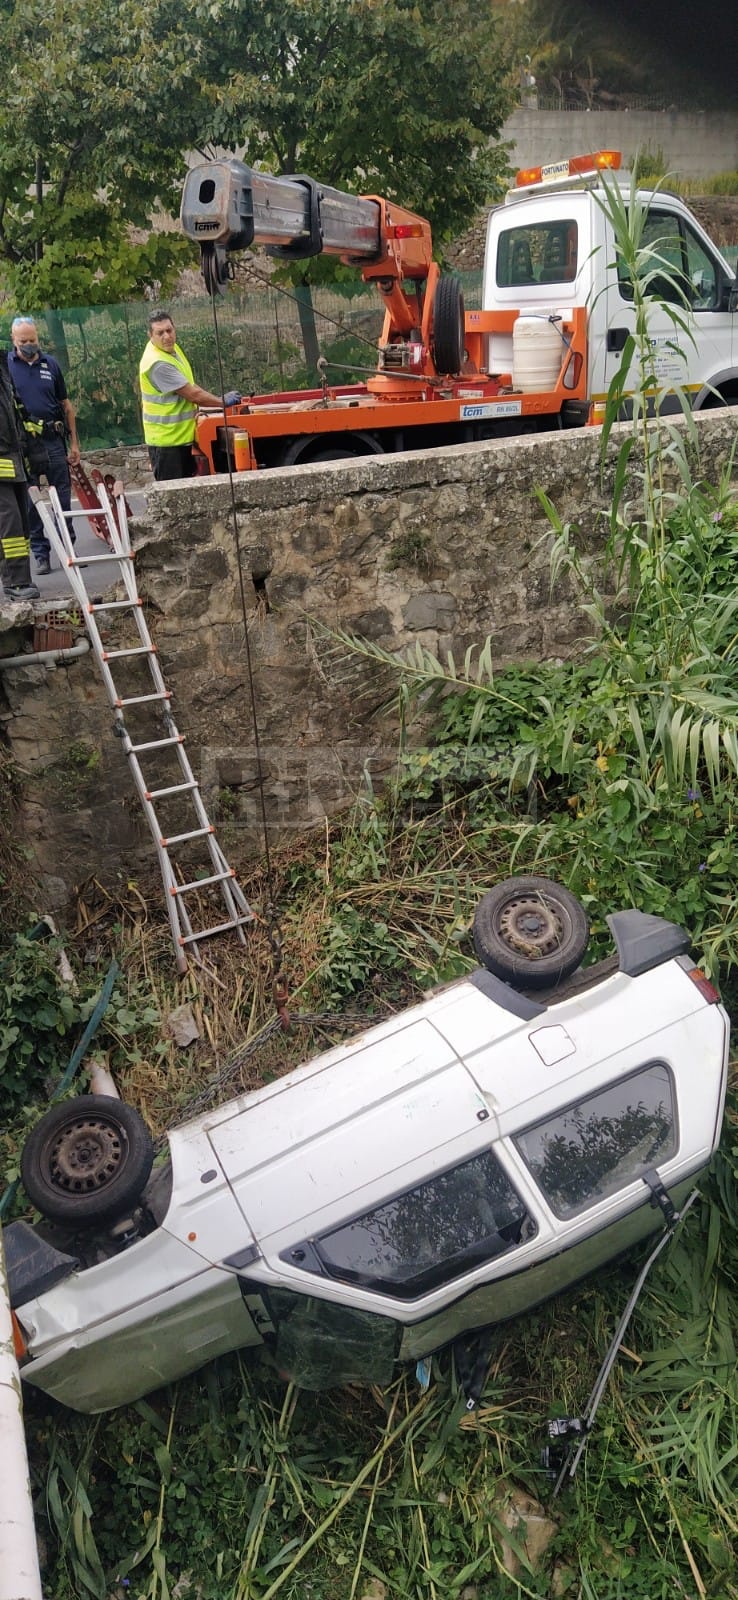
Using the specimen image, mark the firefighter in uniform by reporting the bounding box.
[0,349,39,602]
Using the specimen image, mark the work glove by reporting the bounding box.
[223,390,241,408]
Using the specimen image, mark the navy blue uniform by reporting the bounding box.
[8,349,73,561]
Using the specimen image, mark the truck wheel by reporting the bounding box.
[432,275,465,375]
[473,876,589,990]
[280,431,385,467]
[20,1095,154,1228]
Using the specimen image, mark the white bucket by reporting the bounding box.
[512,316,564,393]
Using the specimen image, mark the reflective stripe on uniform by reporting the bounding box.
[141,406,198,426]
[1,538,29,556]
[0,456,18,477]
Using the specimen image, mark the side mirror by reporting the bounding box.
[726,276,738,313]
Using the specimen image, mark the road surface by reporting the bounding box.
[32,490,147,604]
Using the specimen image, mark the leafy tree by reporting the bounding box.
[192,0,515,246]
[0,0,197,308]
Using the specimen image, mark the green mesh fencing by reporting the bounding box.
[0,273,483,451]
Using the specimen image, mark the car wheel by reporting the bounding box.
[472,876,589,990]
[20,1094,154,1228]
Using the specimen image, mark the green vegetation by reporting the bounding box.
[0,0,513,312]
[2,174,738,1597]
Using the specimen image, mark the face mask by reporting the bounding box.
[17,342,39,358]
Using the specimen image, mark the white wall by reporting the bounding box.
[503,109,738,180]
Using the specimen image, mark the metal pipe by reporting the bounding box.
[0,637,90,671]
[0,1228,44,1600]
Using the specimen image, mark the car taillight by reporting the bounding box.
[11,1310,27,1360]
[686,967,720,1004]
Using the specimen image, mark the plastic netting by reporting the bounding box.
[0,273,483,451]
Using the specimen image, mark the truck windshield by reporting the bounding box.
[497,221,578,288]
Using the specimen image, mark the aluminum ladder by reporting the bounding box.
[36,483,254,973]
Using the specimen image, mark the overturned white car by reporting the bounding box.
[5,878,729,1413]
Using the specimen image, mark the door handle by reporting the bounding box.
[607,327,629,353]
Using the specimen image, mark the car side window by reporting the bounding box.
[617,211,719,308]
[514,1061,677,1219]
[310,1150,535,1300]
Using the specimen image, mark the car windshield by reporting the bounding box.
[514,1061,677,1218]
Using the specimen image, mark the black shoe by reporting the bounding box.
[35,557,52,576]
[7,583,41,601]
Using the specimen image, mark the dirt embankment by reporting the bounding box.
[445,195,738,273]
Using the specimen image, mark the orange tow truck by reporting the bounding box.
[177,152,612,473]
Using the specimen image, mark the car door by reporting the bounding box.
[604,203,736,409]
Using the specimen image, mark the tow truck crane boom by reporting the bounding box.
[181,159,435,343]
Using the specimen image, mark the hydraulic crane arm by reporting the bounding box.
[180,159,435,340]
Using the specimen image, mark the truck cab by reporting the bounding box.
[482,150,738,414]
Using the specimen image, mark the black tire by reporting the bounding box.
[432,275,465,375]
[472,876,589,990]
[280,431,385,467]
[21,1095,154,1228]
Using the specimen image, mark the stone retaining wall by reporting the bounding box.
[3,410,737,907]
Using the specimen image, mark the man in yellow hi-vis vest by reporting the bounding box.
[0,349,39,602]
[139,309,241,482]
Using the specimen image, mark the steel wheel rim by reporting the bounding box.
[497,892,565,960]
[47,1113,126,1196]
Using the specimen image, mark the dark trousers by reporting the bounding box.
[148,443,197,482]
[26,436,73,558]
[0,481,32,592]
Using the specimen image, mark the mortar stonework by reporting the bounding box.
[3,412,737,907]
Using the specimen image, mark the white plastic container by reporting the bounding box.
[512,315,564,392]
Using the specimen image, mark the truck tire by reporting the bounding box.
[21,1095,154,1228]
[473,876,589,990]
[280,431,385,467]
[432,275,465,375]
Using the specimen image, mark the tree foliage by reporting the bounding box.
[0,0,514,306]
[0,0,197,305]
[188,0,516,246]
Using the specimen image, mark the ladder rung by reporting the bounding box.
[115,692,171,707]
[67,552,132,566]
[179,914,254,946]
[103,646,155,660]
[145,780,198,799]
[171,869,236,895]
[89,599,142,612]
[161,826,214,846]
[128,734,184,753]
